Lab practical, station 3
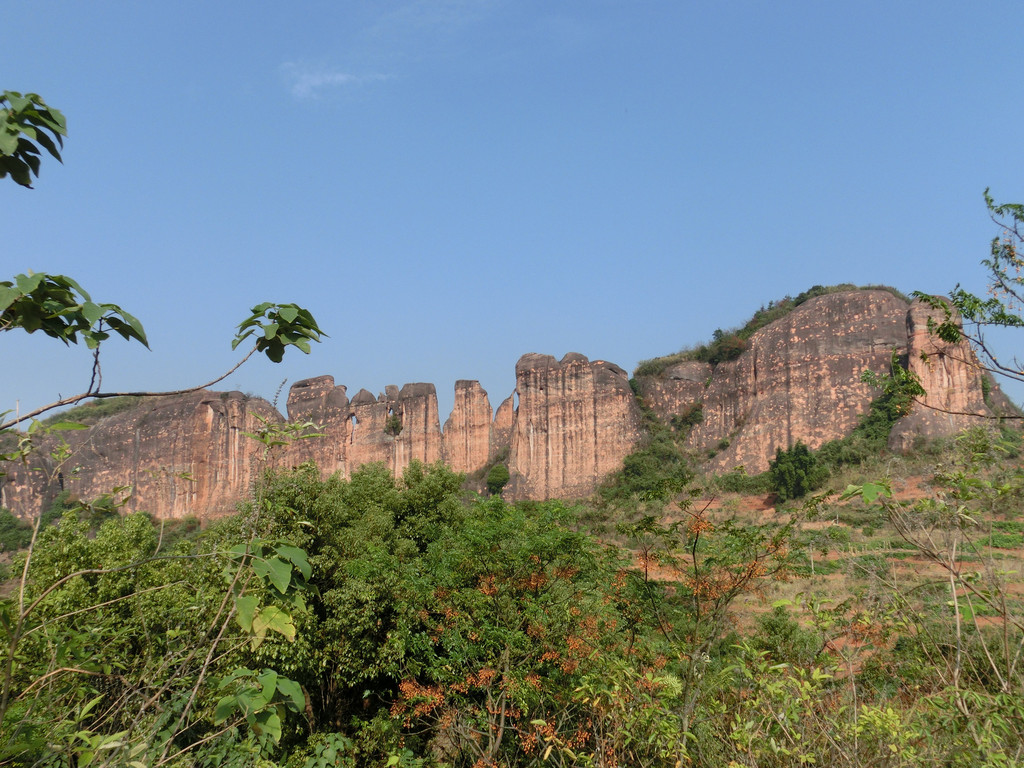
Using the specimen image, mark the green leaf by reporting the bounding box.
[257,669,278,703]
[235,595,258,633]
[252,605,296,641]
[15,273,44,293]
[116,307,148,347]
[80,301,103,324]
[275,677,305,712]
[254,711,283,744]
[253,555,292,593]
[275,545,311,580]
[0,131,18,156]
[0,285,21,313]
[213,694,238,725]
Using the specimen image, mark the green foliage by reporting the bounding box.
[710,466,773,494]
[601,430,692,503]
[485,462,510,496]
[384,412,403,436]
[634,284,909,377]
[0,272,148,349]
[234,302,326,363]
[0,506,312,765]
[670,403,703,434]
[0,508,32,553]
[0,91,65,187]
[770,441,826,501]
[39,397,143,428]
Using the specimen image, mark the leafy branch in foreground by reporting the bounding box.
[0,272,147,349]
[1,274,326,430]
[915,190,1024,387]
[0,91,66,188]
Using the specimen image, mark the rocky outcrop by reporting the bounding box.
[888,298,993,451]
[3,289,1008,522]
[285,375,351,475]
[492,394,515,457]
[507,353,643,500]
[442,381,493,475]
[0,392,277,521]
[284,379,444,475]
[636,361,712,418]
[637,290,913,474]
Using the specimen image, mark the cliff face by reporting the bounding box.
[506,353,643,500]
[442,380,493,475]
[2,289,1005,521]
[637,290,913,474]
[0,392,278,521]
[888,298,993,451]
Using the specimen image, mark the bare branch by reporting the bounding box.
[0,345,258,430]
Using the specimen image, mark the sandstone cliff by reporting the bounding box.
[1,288,1008,521]
[506,353,643,500]
[637,290,931,473]
[442,380,494,475]
[0,392,277,521]
[888,298,994,451]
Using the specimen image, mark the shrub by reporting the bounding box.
[485,463,510,496]
[670,403,703,433]
[384,412,403,436]
[769,441,826,501]
[0,508,32,553]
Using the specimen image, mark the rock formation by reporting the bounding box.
[506,353,643,500]
[1,288,1009,521]
[637,290,922,473]
[0,392,277,521]
[442,380,494,475]
[888,298,993,451]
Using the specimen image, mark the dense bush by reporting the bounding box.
[485,462,510,495]
[600,430,692,504]
[0,508,32,553]
[769,440,826,501]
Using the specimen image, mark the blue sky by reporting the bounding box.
[5,1,1024,422]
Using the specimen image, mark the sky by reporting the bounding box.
[5,0,1024,423]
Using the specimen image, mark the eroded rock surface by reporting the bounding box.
[506,353,643,500]
[1,392,278,521]
[3,289,1006,521]
[888,298,993,451]
[638,290,913,474]
[442,380,493,475]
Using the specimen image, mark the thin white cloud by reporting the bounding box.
[281,62,389,100]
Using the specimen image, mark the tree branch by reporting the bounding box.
[0,345,258,430]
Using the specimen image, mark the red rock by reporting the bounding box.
[506,353,642,499]
[888,297,992,451]
[442,380,493,474]
[3,289,1008,521]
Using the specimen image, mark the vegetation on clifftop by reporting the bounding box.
[634,283,910,377]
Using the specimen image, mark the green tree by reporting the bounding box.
[770,440,825,501]
[485,463,510,496]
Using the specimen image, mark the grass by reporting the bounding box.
[39,396,144,427]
